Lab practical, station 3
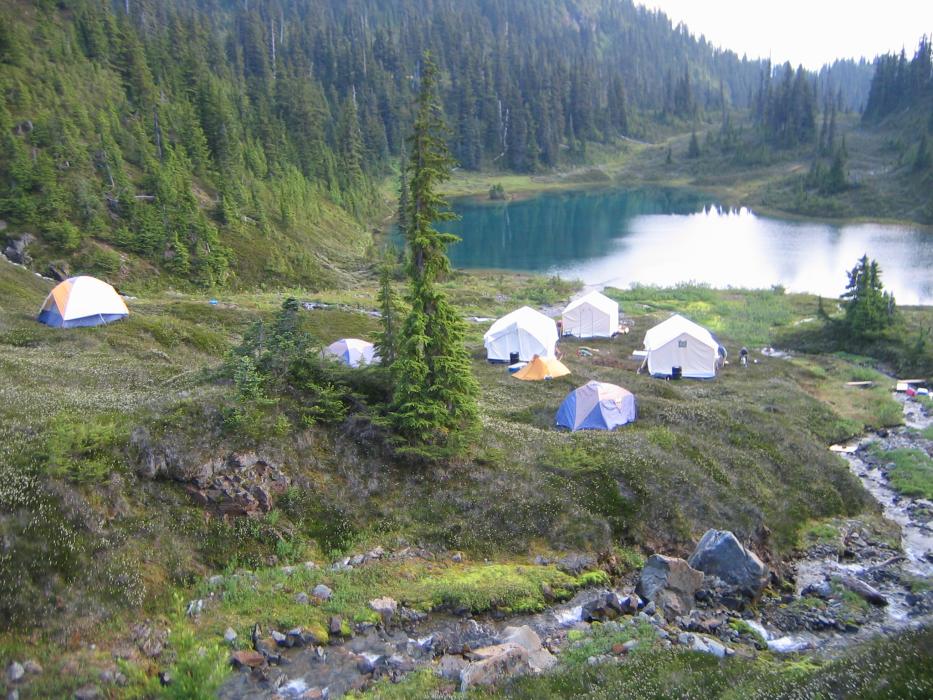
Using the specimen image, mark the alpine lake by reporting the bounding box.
[434,188,933,305]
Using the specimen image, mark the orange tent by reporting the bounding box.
[513,355,571,381]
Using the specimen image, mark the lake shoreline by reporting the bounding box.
[442,175,933,233]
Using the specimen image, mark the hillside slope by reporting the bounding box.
[0,0,877,289]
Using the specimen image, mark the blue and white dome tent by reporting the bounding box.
[556,380,637,432]
[324,338,379,367]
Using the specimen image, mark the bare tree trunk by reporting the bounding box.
[154,112,163,161]
[270,17,276,79]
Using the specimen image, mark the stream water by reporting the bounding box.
[756,393,933,654]
[221,394,932,697]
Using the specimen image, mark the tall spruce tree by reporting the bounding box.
[389,52,479,454]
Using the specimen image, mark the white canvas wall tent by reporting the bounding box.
[483,306,558,362]
[561,291,619,338]
[643,314,724,379]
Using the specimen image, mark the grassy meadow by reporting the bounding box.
[0,257,930,697]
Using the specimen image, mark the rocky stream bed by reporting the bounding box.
[217,393,933,699]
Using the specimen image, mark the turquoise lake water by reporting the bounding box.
[433,189,933,304]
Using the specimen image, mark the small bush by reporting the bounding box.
[43,411,126,482]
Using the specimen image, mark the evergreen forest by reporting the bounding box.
[0,0,895,287]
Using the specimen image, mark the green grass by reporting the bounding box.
[186,560,585,648]
[1,257,928,695]
[797,520,842,548]
[868,445,933,500]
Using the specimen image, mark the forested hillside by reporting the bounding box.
[0,0,877,288]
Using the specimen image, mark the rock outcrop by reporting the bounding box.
[131,428,289,515]
[636,555,704,618]
[3,233,35,265]
[687,529,769,598]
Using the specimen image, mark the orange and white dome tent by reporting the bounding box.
[37,276,129,328]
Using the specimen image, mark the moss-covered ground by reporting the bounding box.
[1,258,930,697]
[357,625,933,699]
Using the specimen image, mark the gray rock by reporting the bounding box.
[387,654,413,672]
[582,592,623,622]
[98,668,126,686]
[312,584,333,601]
[500,625,557,672]
[224,627,238,644]
[460,644,531,691]
[357,655,376,674]
[303,560,318,570]
[8,689,19,700]
[22,660,41,675]
[6,662,24,683]
[687,530,769,598]
[619,592,642,614]
[3,233,35,265]
[369,597,398,625]
[295,592,310,605]
[556,552,597,575]
[621,640,639,653]
[271,630,287,646]
[74,686,100,700]
[436,654,468,680]
[286,629,305,647]
[207,575,225,587]
[636,555,704,618]
[678,632,732,658]
[801,581,833,599]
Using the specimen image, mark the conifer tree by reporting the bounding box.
[914,133,930,171]
[389,52,479,454]
[375,251,404,367]
[841,255,896,337]
[687,130,700,158]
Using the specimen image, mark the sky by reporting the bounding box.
[639,1,933,69]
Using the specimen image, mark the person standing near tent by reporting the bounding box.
[739,346,749,367]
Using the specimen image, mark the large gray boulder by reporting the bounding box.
[687,529,769,598]
[460,643,530,691]
[636,555,704,618]
[500,625,556,672]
